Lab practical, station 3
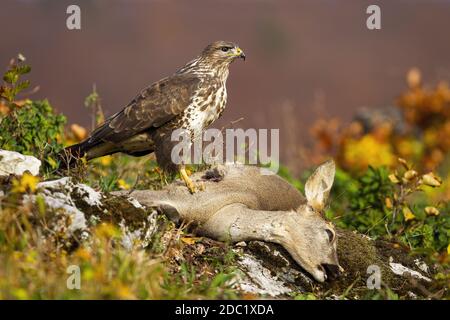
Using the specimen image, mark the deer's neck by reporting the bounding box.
[197,204,290,244]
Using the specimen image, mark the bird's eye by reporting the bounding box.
[221,47,230,52]
[325,229,335,243]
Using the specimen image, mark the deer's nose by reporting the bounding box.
[322,264,342,281]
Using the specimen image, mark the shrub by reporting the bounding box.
[0,55,66,173]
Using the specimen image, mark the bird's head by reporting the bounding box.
[200,41,246,66]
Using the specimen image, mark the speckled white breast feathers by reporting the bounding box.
[181,80,227,138]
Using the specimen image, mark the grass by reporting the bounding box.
[0,194,242,299]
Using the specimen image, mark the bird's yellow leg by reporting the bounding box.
[180,166,197,194]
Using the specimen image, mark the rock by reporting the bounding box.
[389,258,431,282]
[23,177,158,250]
[0,149,41,176]
[23,177,93,240]
[236,253,291,296]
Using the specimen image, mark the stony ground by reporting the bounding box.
[0,150,446,299]
[22,176,443,299]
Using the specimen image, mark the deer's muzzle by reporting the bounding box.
[321,263,343,281]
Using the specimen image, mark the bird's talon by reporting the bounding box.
[187,182,197,194]
[180,167,198,194]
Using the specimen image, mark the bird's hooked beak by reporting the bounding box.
[233,47,246,61]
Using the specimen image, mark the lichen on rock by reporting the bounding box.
[236,253,292,296]
[23,176,157,251]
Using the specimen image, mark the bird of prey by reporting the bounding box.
[61,41,245,192]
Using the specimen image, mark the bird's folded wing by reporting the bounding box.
[88,74,201,144]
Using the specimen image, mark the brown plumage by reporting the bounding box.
[61,41,245,192]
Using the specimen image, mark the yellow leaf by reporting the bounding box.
[385,197,393,209]
[70,123,87,141]
[424,206,440,216]
[116,284,134,299]
[83,268,94,281]
[75,248,91,261]
[117,179,130,190]
[342,135,395,170]
[406,68,421,89]
[403,170,418,181]
[421,172,442,187]
[388,174,400,184]
[12,288,28,300]
[181,237,202,245]
[402,206,416,222]
[11,172,40,193]
[95,223,120,239]
[47,156,58,169]
[100,155,112,166]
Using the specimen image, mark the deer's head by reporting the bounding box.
[273,160,343,282]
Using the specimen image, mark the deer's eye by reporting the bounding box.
[325,229,335,243]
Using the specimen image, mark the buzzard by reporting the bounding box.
[62,41,245,192]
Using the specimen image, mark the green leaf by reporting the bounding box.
[16,80,30,92]
[3,71,18,84]
[16,65,31,75]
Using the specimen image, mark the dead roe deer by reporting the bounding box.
[118,160,343,282]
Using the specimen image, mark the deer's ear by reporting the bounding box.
[305,160,335,211]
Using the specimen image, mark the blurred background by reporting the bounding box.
[0,2,449,297]
[1,0,449,171]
